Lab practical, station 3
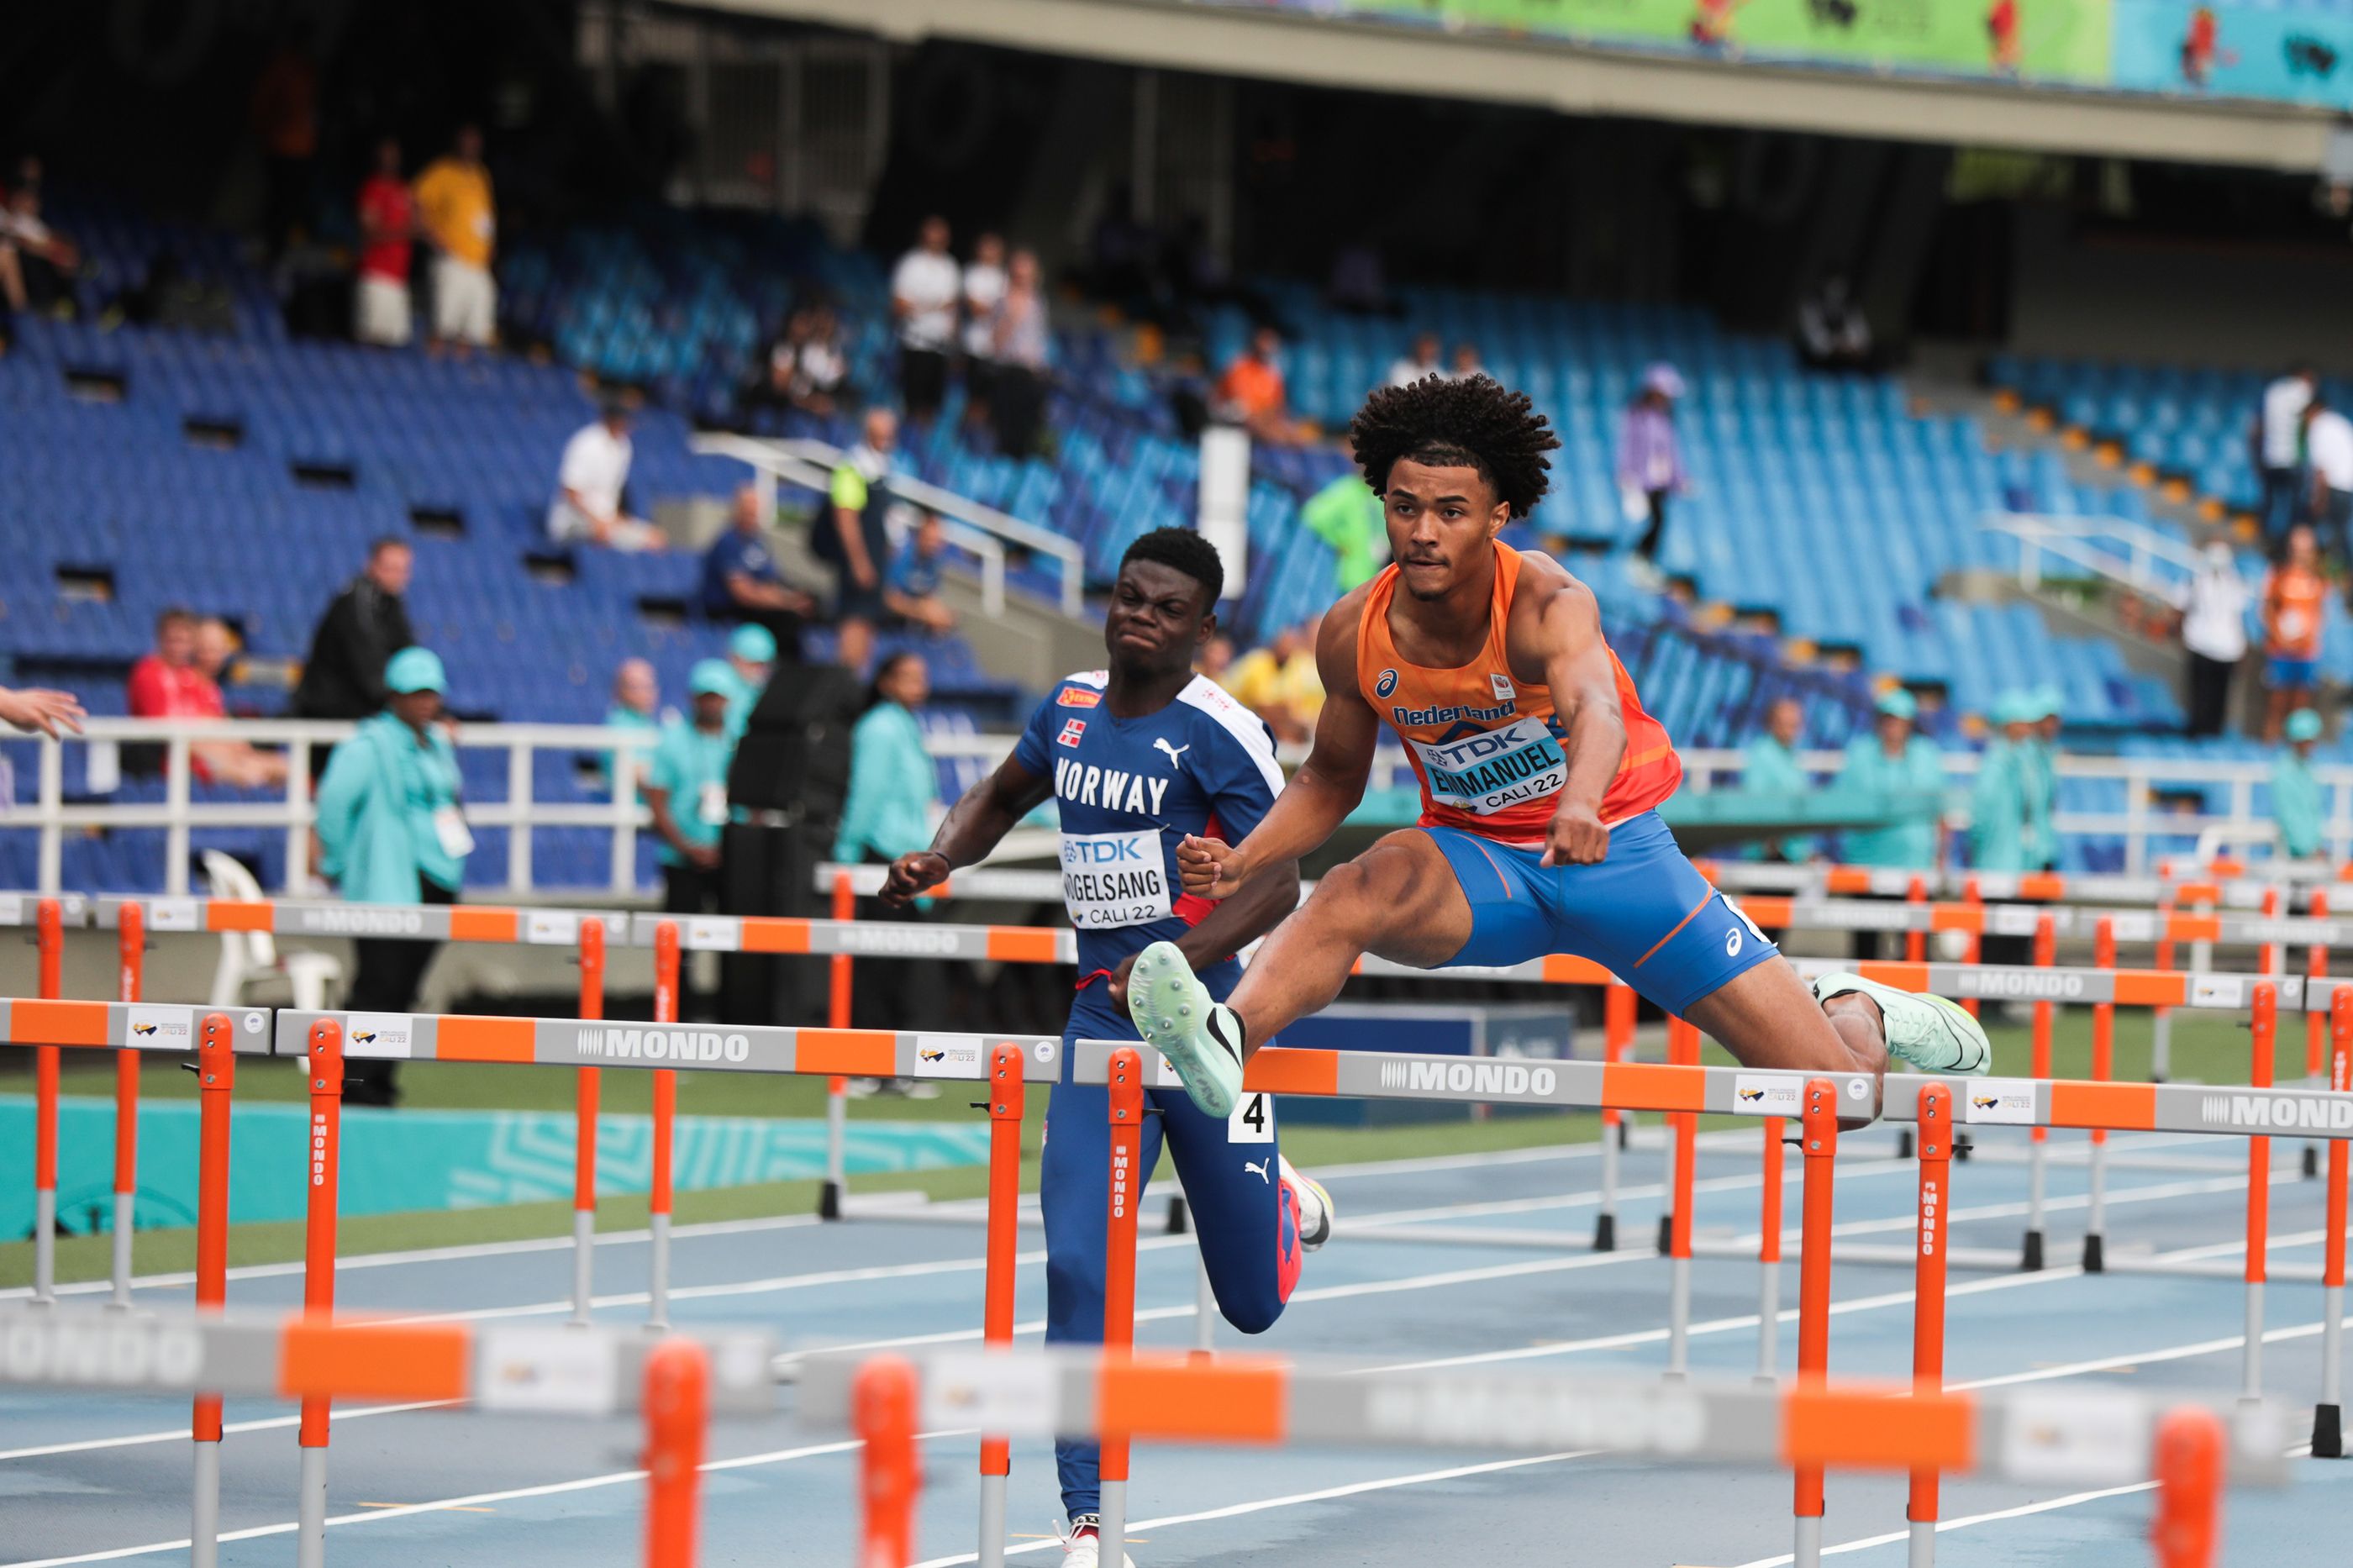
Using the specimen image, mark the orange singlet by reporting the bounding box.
[1355,541,1683,845]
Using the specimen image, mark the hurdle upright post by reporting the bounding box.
[111,899,145,1309]
[189,1011,236,1568]
[643,1336,709,1568]
[822,870,854,1220]
[2152,894,2177,1083]
[1790,1077,1841,1568]
[856,1355,921,1568]
[1958,877,1982,1021]
[2150,1405,2226,1568]
[1664,1018,1699,1376]
[1098,1047,1146,1567]
[2243,981,2276,1407]
[32,896,62,1305]
[571,918,605,1328]
[976,1043,1026,1568]
[1660,1016,1699,1256]
[2316,987,2350,1457]
[649,920,679,1331]
[1594,982,1633,1251]
[2022,913,2056,1271]
[2085,917,2114,1273]
[2304,892,2329,1180]
[1906,1083,1953,1568]
[1755,1114,1785,1386]
[295,1017,347,1568]
[1904,875,1927,963]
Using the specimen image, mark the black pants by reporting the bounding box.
[1636,489,1671,560]
[2261,465,2302,540]
[900,347,949,421]
[342,877,457,1103]
[663,860,724,1022]
[991,365,1046,458]
[2187,652,2236,739]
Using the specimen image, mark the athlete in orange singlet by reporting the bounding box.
[1124,374,1989,1123]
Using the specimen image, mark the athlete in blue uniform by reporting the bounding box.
[882,529,1329,1568]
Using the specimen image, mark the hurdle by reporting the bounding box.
[0,1306,775,1568]
[802,1345,2291,1568]
[9,894,92,1304]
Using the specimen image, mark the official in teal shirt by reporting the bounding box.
[314,645,466,1105]
[835,652,940,866]
[719,622,775,737]
[1970,692,2041,874]
[1836,688,1945,869]
[2024,684,2063,871]
[2275,707,2327,861]
[646,661,738,1013]
[1737,696,1814,862]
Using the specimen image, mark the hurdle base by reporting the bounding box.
[2021,1229,2045,1272]
[1656,1214,1673,1255]
[1792,1512,1824,1568]
[1592,1213,1616,1252]
[2314,1403,2344,1460]
[2304,1145,2321,1180]
[1906,1516,1935,1568]
[191,1438,221,1568]
[818,1179,843,1221]
[2081,1233,2104,1273]
[295,1445,328,1568]
[977,1471,1009,1568]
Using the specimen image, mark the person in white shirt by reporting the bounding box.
[2177,540,2249,738]
[2305,392,2353,562]
[891,214,960,422]
[961,232,1007,360]
[2254,364,2315,540]
[1386,330,1443,388]
[548,398,664,551]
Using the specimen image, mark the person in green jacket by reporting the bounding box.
[1835,688,1945,960]
[720,622,775,737]
[315,645,469,1105]
[2274,706,2327,861]
[1970,692,2039,876]
[1299,471,1389,592]
[1737,696,1814,862]
[835,651,941,1089]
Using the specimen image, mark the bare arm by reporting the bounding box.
[879,752,1053,906]
[645,784,717,868]
[1177,594,1377,897]
[1507,560,1625,866]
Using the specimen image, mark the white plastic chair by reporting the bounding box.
[200,850,345,1011]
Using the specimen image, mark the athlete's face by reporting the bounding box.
[1382,458,1506,602]
[1104,560,1213,677]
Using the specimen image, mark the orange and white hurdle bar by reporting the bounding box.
[802,1347,2290,1568]
[0,1307,775,1568]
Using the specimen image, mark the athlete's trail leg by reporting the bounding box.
[1225,831,1471,1048]
[1681,959,1888,1076]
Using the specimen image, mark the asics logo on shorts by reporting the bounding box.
[1726,928,1743,957]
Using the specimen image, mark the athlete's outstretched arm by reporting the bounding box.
[1516,571,1627,867]
[1177,601,1377,898]
[879,754,1051,905]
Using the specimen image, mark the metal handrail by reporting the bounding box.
[1982,512,2207,598]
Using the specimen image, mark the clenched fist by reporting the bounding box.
[1176,835,1252,899]
[1540,802,1609,867]
[880,850,951,907]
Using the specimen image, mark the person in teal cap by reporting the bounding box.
[1834,687,1945,959]
[835,651,944,1080]
[1971,692,2040,876]
[315,645,469,1105]
[646,660,740,1017]
[721,622,776,736]
[2274,706,2327,861]
[1736,696,1815,863]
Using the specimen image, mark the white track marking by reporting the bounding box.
[0,1401,455,1462]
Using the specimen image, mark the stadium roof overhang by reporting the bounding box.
[701,0,2340,173]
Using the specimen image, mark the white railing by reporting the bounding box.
[8,723,2345,895]
[692,432,1085,617]
[1982,512,2206,599]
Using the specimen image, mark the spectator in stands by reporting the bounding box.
[604,657,661,796]
[2261,524,2326,741]
[750,305,852,419]
[194,618,240,690]
[837,650,942,1086]
[2027,684,2061,872]
[2254,364,2316,540]
[1987,0,2022,71]
[249,39,318,253]
[988,249,1050,457]
[2305,392,2353,562]
[1,184,79,315]
[647,660,739,1015]
[1450,342,1485,381]
[722,623,776,737]
[129,608,288,790]
[824,406,901,673]
[1198,634,1235,687]
[2178,542,2248,739]
[316,647,468,1105]
[2274,707,2326,861]
[1737,697,1813,863]
[1215,325,1298,445]
[353,137,415,348]
[549,396,664,551]
[0,684,83,739]
[1386,331,1444,389]
[293,536,418,750]
[891,215,959,422]
[701,484,813,653]
[1301,470,1389,591]
[1229,618,1324,745]
[1796,275,1871,372]
[1619,362,1688,572]
[1834,689,1945,959]
[414,125,497,354]
[1971,692,2041,876]
[961,232,1008,425]
[885,512,955,634]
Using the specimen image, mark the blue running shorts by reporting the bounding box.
[1423,810,1777,1014]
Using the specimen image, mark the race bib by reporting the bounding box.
[1061,829,1172,929]
[1409,718,1567,818]
[433,806,475,859]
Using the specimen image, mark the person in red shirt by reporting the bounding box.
[1215,325,1299,445]
[127,608,287,787]
[354,137,416,347]
[1987,0,2020,72]
[2181,8,2234,88]
[2261,524,2326,741]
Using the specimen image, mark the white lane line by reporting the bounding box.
[0,1401,455,1463]
[903,1450,1596,1567]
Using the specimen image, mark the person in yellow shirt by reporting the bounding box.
[1226,618,1324,744]
[413,125,497,353]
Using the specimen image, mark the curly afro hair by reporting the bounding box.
[1348,373,1560,519]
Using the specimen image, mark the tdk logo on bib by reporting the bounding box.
[1066,837,1145,864]
[1374,669,1398,698]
